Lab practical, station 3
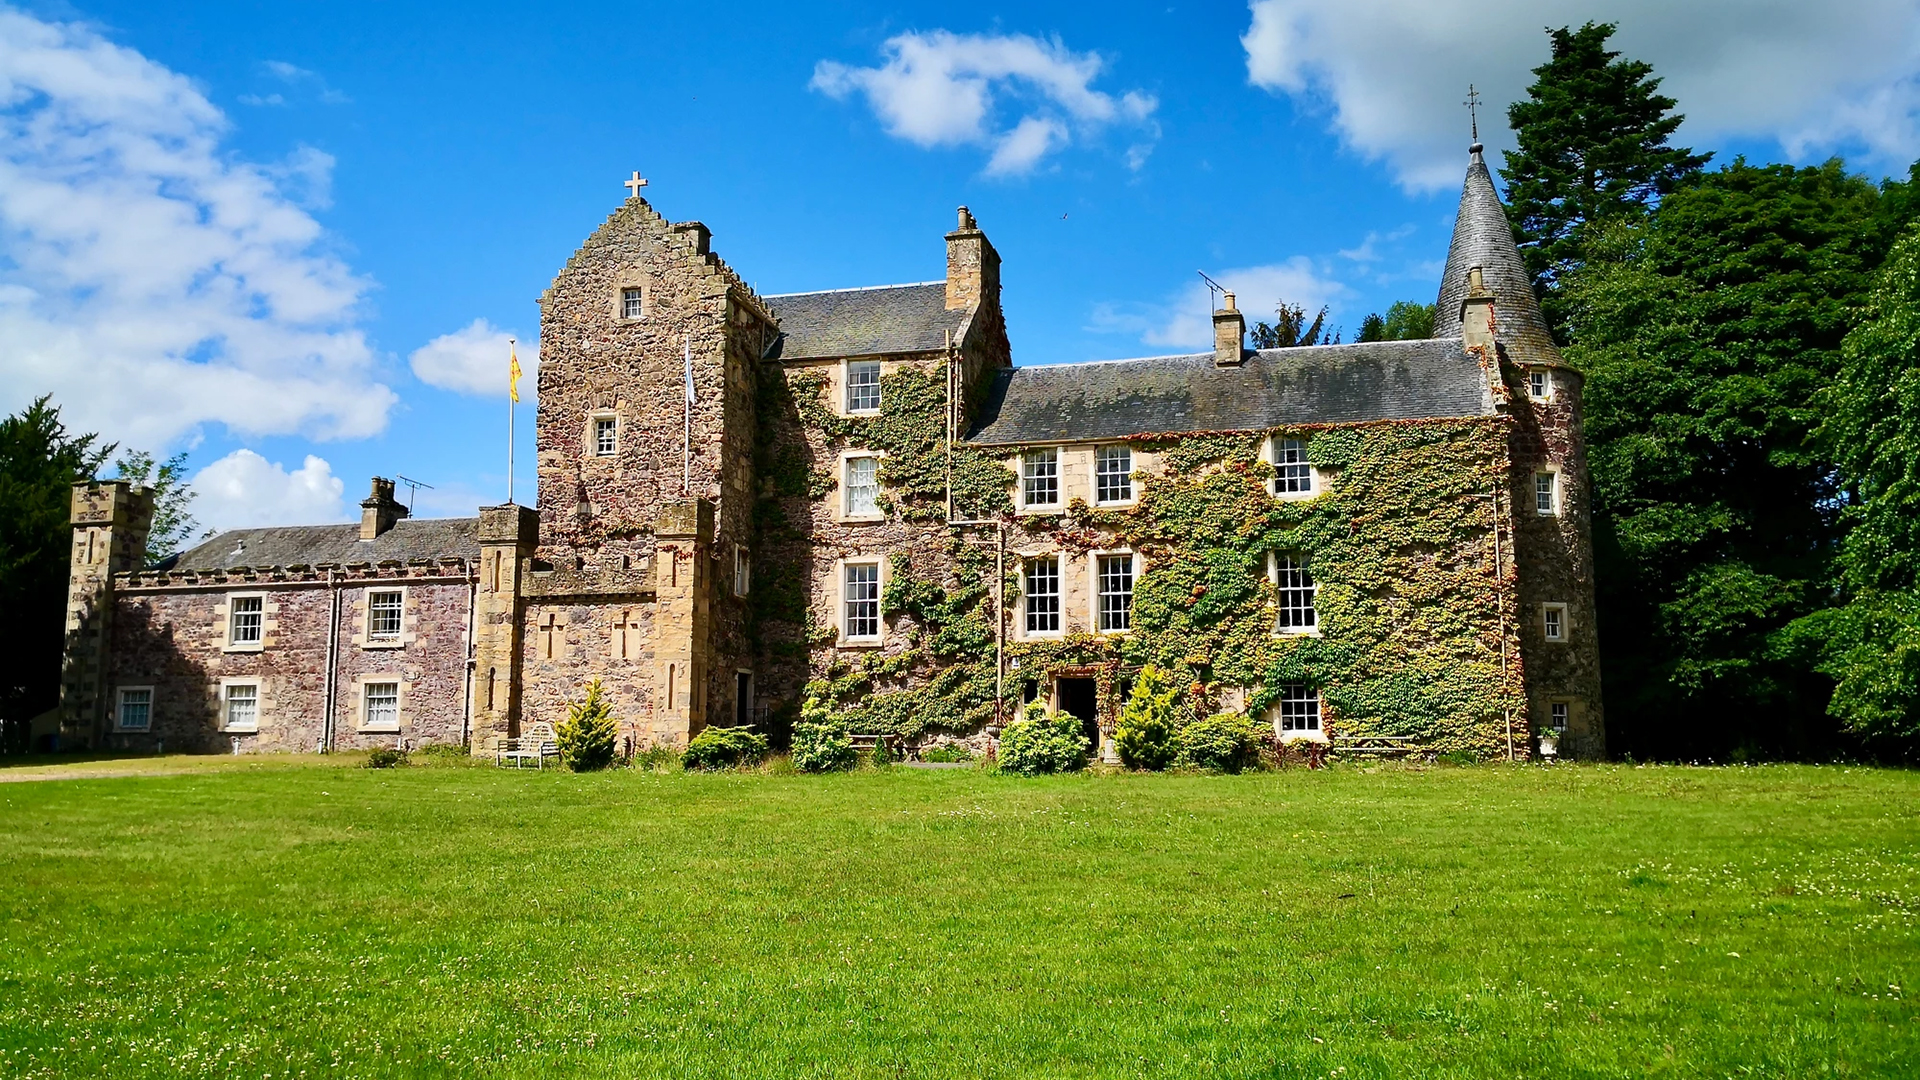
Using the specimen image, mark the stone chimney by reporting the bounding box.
[360,477,409,540]
[1459,265,1496,350]
[1213,291,1246,367]
[945,206,1001,312]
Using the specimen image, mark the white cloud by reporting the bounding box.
[1242,0,1920,191]
[189,449,347,532]
[0,6,395,448]
[409,319,535,398]
[1089,257,1352,350]
[812,30,1158,176]
[260,59,349,105]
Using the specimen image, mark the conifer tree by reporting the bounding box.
[1114,665,1179,770]
[1501,22,1709,304]
[558,679,618,771]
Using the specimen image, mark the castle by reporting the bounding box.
[58,144,1604,761]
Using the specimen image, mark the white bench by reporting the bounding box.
[496,721,560,769]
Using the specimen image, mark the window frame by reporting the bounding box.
[1267,436,1318,500]
[617,283,648,321]
[733,544,751,598]
[1541,602,1570,643]
[1092,550,1136,634]
[225,592,266,651]
[1093,444,1136,506]
[367,588,405,642]
[1270,552,1320,636]
[219,678,261,733]
[1272,683,1324,742]
[1549,700,1571,732]
[1534,469,1559,517]
[844,358,883,415]
[1527,367,1554,402]
[1023,553,1063,637]
[591,414,619,458]
[360,679,402,733]
[840,559,883,645]
[114,685,154,732]
[841,452,884,521]
[1020,447,1061,510]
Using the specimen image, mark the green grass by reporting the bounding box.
[0,761,1914,1078]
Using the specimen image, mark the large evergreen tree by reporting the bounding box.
[1502,22,1710,313]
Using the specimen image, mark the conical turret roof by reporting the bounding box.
[1434,144,1561,364]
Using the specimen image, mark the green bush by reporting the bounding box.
[364,746,408,769]
[792,721,857,773]
[412,743,473,767]
[633,741,681,772]
[919,744,976,763]
[682,725,769,770]
[1178,712,1260,773]
[997,701,1090,776]
[557,679,619,772]
[1114,665,1180,770]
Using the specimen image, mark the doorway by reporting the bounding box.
[735,671,753,728]
[1055,677,1100,755]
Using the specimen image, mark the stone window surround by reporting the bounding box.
[352,585,414,651]
[355,674,406,734]
[1526,366,1556,403]
[1266,683,1327,744]
[837,556,886,647]
[843,357,883,415]
[1018,447,1064,512]
[221,591,270,653]
[590,411,620,458]
[1534,466,1562,517]
[837,450,885,523]
[1541,602,1570,643]
[1261,435,1327,502]
[1088,548,1137,636]
[1092,444,1138,507]
[218,677,263,733]
[733,543,750,598]
[612,273,650,322]
[114,684,154,732]
[1019,550,1065,640]
[1269,552,1321,638]
[1548,699,1572,733]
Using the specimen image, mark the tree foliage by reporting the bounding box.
[1501,22,1709,312]
[1113,664,1179,770]
[558,679,618,771]
[1250,301,1334,349]
[996,701,1090,776]
[113,450,205,558]
[1355,301,1436,343]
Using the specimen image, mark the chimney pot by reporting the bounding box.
[1213,294,1246,367]
[945,209,1000,311]
[360,476,409,540]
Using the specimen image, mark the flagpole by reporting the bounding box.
[507,337,517,505]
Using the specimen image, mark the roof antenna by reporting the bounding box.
[394,474,434,512]
[1463,84,1482,148]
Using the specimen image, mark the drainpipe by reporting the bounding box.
[321,568,341,752]
[460,559,476,749]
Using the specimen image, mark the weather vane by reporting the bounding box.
[1464,84,1481,144]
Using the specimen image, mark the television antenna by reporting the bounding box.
[394,474,434,511]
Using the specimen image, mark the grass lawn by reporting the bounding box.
[0,760,1914,1078]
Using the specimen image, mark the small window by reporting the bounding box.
[1528,369,1551,401]
[368,590,403,639]
[621,287,644,319]
[1025,555,1061,635]
[843,562,881,640]
[116,687,152,732]
[1272,554,1318,633]
[733,545,750,598]
[1095,445,1134,504]
[1542,602,1568,643]
[845,455,880,517]
[593,416,618,457]
[228,595,263,646]
[1550,701,1570,731]
[1535,471,1558,516]
[1277,684,1321,734]
[224,683,259,732]
[1273,438,1312,495]
[846,360,882,413]
[1097,553,1133,632]
[1022,448,1059,508]
[363,681,400,730]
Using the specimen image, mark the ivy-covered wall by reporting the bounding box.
[752,355,1532,758]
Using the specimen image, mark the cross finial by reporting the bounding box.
[624,170,648,199]
[1463,84,1481,144]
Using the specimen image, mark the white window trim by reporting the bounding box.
[1266,685,1327,744]
[223,591,267,653]
[1020,551,1066,639]
[358,677,404,733]
[1527,367,1556,403]
[1534,467,1562,517]
[364,585,407,648]
[842,358,883,416]
[1092,444,1139,507]
[1089,548,1138,635]
[1269,552,1322,637]
[733,543,751,598]
[114,685,154,732]
[1263,436,1325,501]
[838,450,885,522]
[589,411,620,458]
[616,282,650,322]
[1541,602,1570,644]
[1018,447,1064,512]
[837,557,885,647]
[218,677,262,733]
[1548,699,1573,733]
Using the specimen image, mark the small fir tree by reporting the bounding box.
[557,679,618,772]
[1114,665,1179,770]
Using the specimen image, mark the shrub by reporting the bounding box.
[557,679,619,772]
[1114,664,1180,770]
[413,743,473,767]
[997,701,1090,776]
[364,745,408,769]
[792,720,857,773]
[682,725,769,770]
[1178,712,1261,772]
[919,744,976,763]
[633,741,681,772]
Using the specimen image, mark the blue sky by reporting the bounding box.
[4,1,1919,534]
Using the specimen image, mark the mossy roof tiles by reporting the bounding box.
[165,517,480,572]
[765,282,969,360]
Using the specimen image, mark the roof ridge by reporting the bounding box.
[764,280,946,299]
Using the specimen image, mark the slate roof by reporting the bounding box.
[765,282,970,360]
[964,339,1492,446]
[1434,146,1561,365]
[166,517,480,572]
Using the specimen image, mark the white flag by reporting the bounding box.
[683,334,695,404]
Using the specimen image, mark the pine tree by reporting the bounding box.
[1114,665,1179,770]
[1501,22,1710,305]
[113,450,206,557]
[558,679,618,771]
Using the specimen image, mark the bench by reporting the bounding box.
[1332,735,1421,760]
[849,732,902,758]
[497,721,561,769]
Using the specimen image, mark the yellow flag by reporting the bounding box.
[509,341,522,403]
